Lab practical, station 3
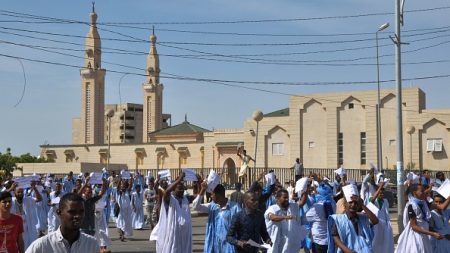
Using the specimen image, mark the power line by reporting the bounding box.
[3,52,450,86]
[95,6,450,25]
[3,22,450,48]
[162,72,450,118]
[1,52,449,117]
[12,58,27,107]
[2,29,449,67]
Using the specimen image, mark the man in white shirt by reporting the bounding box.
[25,192,99,253]
[265,189,307,253]
[11,182,42,249]
[292,158,304,181]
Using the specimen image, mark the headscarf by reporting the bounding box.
[408,193,431,222]
[316,183,334,218]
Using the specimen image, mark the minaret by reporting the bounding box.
[142,28,163,143]
[79,3,106,144]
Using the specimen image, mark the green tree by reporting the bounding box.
[0,148,48,173]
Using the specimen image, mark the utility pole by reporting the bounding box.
[395,0,405,233]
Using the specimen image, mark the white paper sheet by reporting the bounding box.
[342,184,359,202]
[334,167,346,176]
[120,170,131,180]
[89,172,103,184]
[51,197,60,204]
[158,169,171,179]
[247,239,272,249]
[265,172,276,186]
[14,176,34,189]
[366,201,380,216]
[207,170,220,193]
[295,177,309,195]
[437,179,450,199]
[183,169,198,181]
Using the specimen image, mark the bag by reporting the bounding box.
[113,202,120,217]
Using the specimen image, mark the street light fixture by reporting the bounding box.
[376,22,389,172]
[252,110,264,186]
[105,109,115,172]
[406,126,415,172]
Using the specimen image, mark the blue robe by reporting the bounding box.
[396,199,432,253]
[430,209,450,253]
[103,187,112,222]
[204,201,241,253]
[327,213,374,253]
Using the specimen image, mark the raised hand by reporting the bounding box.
[201,180,208,191]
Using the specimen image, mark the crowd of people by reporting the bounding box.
[0,169,162,252]
[0,163,448,252]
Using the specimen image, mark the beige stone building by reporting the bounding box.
[18,8,450,177]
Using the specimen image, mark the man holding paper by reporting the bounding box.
[368,177,394,253]
[150,173,192,253]
[227,192,271,253]
[77,176,107,236]
[327,184,379,253]
[11,180,42,249]
[265,189,306,253]
[152,174,169,226]
[48,182,64,233]
[193,179,241,253]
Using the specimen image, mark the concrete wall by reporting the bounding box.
[15,162,126,176]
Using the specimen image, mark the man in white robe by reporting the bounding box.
[47,182,64,233]
[369,180,394,253]
[131,184,145,229]
[265,189,306,253]
[11,182,42,249]
[150,173,192,253]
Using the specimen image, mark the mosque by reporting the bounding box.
[18,7,450,179]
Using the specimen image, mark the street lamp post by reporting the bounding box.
[252,110,264,186]
[106,109,115,172]
[376,22,389,171]
[406,126,415,171]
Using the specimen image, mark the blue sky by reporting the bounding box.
[1,0,450,155]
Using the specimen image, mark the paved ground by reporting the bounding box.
[108,208,401,253]
[108,215,207,253]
